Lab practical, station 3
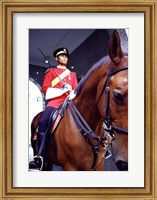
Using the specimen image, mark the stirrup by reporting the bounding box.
[33,155,44,171]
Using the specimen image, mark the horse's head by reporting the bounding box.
[109,69,128,171]
[98,31,128,170]
[74,31,128,171]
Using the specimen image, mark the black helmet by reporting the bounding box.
[53,47,69,58]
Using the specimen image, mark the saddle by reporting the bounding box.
[47,96,70,135]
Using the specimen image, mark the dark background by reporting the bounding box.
[29,29,128,85]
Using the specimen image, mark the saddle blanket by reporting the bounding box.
[33,111,62,141]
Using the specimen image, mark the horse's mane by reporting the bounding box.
[75,51,128,96]
[75,56,109,95]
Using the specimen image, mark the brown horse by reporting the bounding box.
[30,31,128,171]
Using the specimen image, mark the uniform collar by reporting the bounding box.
[57,65,67,69]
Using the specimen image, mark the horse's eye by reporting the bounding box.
[113,91,123,104]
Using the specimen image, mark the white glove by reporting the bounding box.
[68,90,76,100]
[62,83,72,91]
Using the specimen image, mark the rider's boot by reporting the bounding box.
[29,132,45,171]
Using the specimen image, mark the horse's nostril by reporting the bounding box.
[115,160,128,171]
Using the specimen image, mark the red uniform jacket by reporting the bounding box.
[42,67,78,108]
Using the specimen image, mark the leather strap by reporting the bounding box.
[51,69,70,87]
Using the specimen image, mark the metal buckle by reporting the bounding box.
[105,125,111,132]
[107,132,115,143]
[105,149,112,160]
[106,87,110,93]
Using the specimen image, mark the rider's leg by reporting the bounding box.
[29,106,55,170]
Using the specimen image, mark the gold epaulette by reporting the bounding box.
[45,68,50,73]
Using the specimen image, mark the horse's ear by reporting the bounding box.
[108,31,123,65]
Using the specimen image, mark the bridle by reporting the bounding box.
[97,63,128,140]
[68,62,128,169]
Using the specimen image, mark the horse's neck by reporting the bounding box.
[73,72,103,133]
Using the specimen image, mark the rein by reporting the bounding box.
[68,101,108,170]
[69,102,106,152]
